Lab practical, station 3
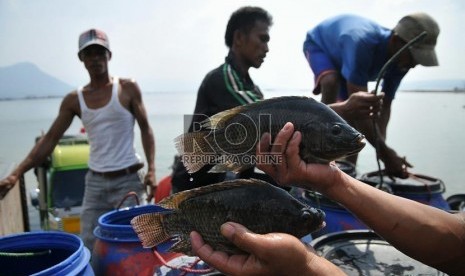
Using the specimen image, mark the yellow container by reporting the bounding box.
[62,216,81,234]
[51,143,90,169]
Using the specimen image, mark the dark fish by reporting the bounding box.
[175,96,365,173]
[131,178,325,255]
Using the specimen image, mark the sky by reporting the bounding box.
[0,0,464,93]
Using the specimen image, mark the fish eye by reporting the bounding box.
[331,125,342,135]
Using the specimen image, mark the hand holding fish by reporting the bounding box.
[256,122,343,194]
[255,123,465,275]
[190,222,346,276]
[131,178,324,255]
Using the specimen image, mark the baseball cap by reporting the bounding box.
[78,28,111,53]
[394,13,439,66]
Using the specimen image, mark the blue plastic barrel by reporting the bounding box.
[291,188,367,238]
[0,231,93,276]
[92,204,181,276]
[359,172,450,211]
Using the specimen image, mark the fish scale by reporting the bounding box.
[175,96,366,174]
[131,178,326,255]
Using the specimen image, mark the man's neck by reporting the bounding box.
[88,74,112,91]
[228,51,249,77]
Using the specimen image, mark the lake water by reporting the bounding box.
[0,90,464,230]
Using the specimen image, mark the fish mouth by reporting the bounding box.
[319,134,366,160]
[317,208,326,221]
[305,207,326,229]
[347,134,366,155]
[315,209,326,230]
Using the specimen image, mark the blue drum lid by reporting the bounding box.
[359,171,445,194]
[301,189,344,209]
[311,230,441,275]
[446,194,465,211]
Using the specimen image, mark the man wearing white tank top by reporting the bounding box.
[0,29,156,252]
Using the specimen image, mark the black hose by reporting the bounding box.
[372,31,427,190]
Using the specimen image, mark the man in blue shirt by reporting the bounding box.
[303,13,439,178]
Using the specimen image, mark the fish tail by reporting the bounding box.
[174,131,216,173]
[130,213,169,248]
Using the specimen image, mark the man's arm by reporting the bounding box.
[256,123,465,275]
[191,222,346,276]
[126,80,156,200]
[0,93,77,198]
[344,82,410,177]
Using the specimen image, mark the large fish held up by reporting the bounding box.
[131,178,325,255]
[175,96,366,174]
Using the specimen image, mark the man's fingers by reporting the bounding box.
[270,122,295,154]
[191,231,227,263]
[221,222,264,256]
[257,132,272,156]
[256,133,273,174]
[256,122,294,179]
[191,230,245,275]
[403,157,413,168]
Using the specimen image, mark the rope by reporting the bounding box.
[152,248,215,274]
[116,191,140,210]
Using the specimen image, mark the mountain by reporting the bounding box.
[0,62,74,100]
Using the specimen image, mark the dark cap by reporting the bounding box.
[78,29,111,53]
[394,13,439,66]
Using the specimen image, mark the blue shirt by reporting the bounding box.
[304,14,407,100]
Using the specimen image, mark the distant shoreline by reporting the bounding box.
[1,89,464,101]
[0,95,63,101]
[400,89,465,93]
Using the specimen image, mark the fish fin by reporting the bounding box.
[203,105,247,129]
[209,162,253,173]
[130,213,170,248]
[161,178,267,209]
[158,179,259,209]
[205,96,312,130]
[174,131,216,173]
[157,191,192,209]
[170,235,193,255]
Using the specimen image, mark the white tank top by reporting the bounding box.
[77,77,140,172]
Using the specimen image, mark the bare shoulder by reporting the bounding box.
[61,90,80,111]
[119,77,141,96]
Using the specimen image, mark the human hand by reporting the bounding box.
[144,170,156,202]
[380,148,413,179]
[191,222,344,276]
[341,92,384,120]
[255,122,343,194]
[0,175,18,200]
